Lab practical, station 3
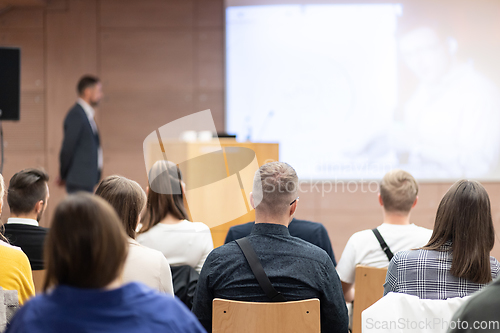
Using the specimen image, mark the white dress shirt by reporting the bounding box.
[77,98,103,170]
[6,217,39,227]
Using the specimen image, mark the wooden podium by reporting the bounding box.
[144,138,279,247]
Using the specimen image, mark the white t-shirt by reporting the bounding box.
[122,239,174,295]
[137,220,214,273]
[336,223,432,284]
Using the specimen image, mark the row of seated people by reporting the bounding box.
[1,161,499,332]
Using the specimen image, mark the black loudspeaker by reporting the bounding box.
[0,47,20,121]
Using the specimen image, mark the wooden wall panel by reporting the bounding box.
[0,8,43,28]
[194,0,223,28]
[100,30,194,92]
[3,93,45,152]
[98,91,194,153]
[100,0,193,28]
[0,30,44,91]
[196,30,224,90]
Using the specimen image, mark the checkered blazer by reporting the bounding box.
[384,243,500,299]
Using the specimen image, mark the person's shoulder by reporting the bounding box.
[285,235,332,265]
[228,221,254,232]
[187,221,211,232]
[289,219,326,233]
[64,103,85,121]
[130,241,165,260]
[124,283,193,315]
[408,224,433,234]
[490,256,500,274]
[0,240,26,255]
[345,228,376,245]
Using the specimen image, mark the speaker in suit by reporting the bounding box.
[59,76,103,193]
[224,218,337,266]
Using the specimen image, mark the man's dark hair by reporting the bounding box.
[8,168,49,215]
[77,75,100,95]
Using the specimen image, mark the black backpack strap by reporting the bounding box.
[235,238,287,302]
[372,228,394,261]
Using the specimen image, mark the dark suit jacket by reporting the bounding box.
[224,218,337,266]
[59,103,101,189]
[3,223,48,270]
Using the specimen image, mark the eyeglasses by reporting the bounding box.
[290,197,299,206]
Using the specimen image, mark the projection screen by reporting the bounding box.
[225,0,500,180]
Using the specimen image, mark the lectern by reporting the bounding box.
[144,138,279,247]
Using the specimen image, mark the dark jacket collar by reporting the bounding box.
[250,223,290,236]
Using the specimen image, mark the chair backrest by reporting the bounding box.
[32,270,46,294]
[352,265,388,333]
[212,298,320,333]
[362,292,470,333]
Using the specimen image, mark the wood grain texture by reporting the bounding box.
[352,266,388,333]
[213,298,320,333]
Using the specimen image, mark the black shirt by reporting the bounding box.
[3,223,48,270]
[192,223,348,333]
[224,218,337,266]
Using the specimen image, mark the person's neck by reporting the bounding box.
[10,213,38,221]
[78,96,93,107]
[382,211,411,226]
[254,213,291,227]
[104,276,122,291]
[160,214,184,225]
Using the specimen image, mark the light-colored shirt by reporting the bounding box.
[0,240,35,304]
[122,239,174,295]
[77,98,103,170]
[137,220,214,273]
[7,217,39,227]
[336,223,432,284]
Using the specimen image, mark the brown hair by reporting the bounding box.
[95,175,146,239]
[139,161,189,233]
[252,162,298,217]
[380,169,418,214]
[77,75,100,95]
[422,180,495,284]
[43,193,128,291]
[8,168,49,215]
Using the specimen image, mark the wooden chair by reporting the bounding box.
[32,270,46,294]
[351,265,388,333]
[212,298,320,333]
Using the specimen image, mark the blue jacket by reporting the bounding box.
[7,282,206,333]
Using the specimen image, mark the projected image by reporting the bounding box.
[225,2,500,180]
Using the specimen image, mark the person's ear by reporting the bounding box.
[249,192,256,210]
[290,198,299,217]
[34,200,44,214]
[378,193,384,207]
[146,186,149,195]
[412,196,418,209]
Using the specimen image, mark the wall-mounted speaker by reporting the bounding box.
[0,47,20,121]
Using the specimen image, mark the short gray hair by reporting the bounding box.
[252,162,298,217]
